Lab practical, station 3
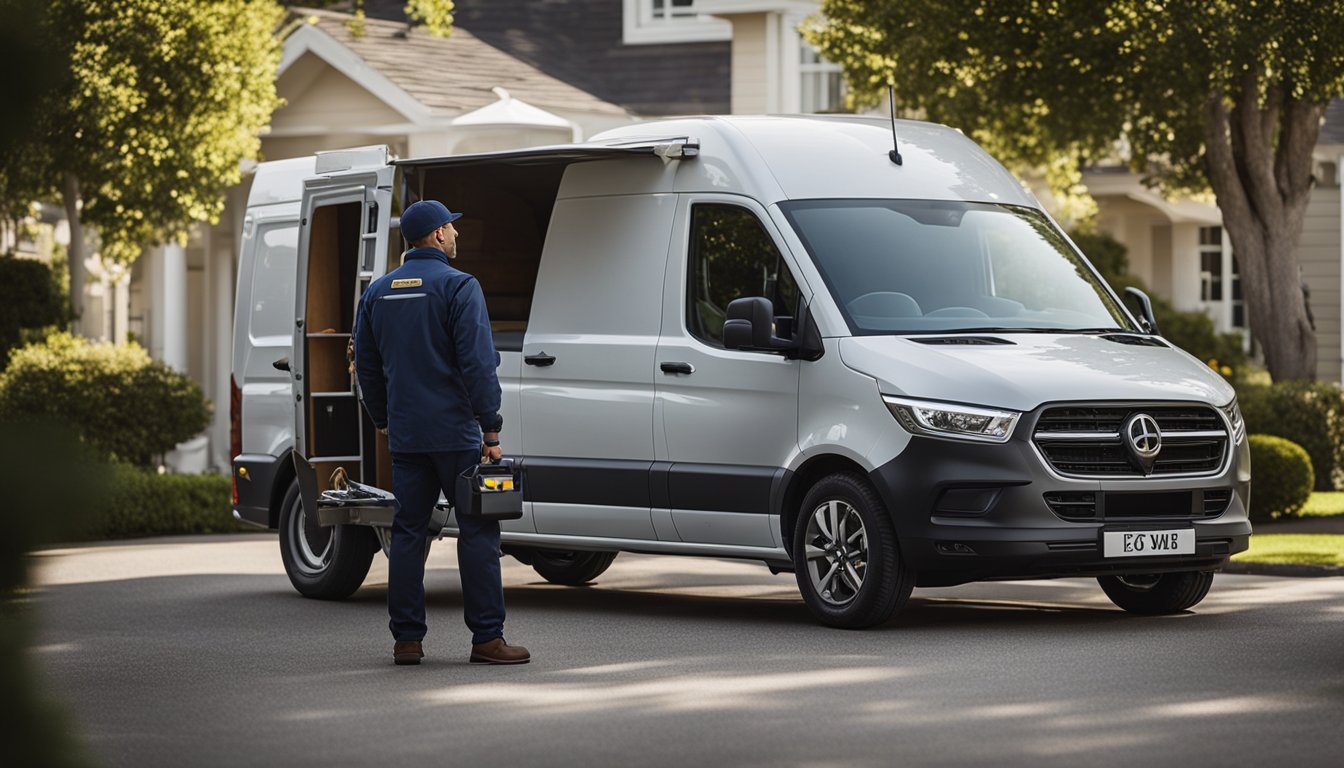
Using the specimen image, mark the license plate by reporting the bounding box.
[1102,529,1195,558]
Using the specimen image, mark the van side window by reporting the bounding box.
[687,204,799,347]
[250,223,298,339]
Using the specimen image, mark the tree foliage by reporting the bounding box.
[0,0,285,331]
[807,1,1344,381]
[288,1,455,37]
[48,0,286,264]
[0,0,61,228]
[0,255,67,368]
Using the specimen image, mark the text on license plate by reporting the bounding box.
[1102,529,1195,558]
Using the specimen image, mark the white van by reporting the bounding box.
[231,116,1251,627]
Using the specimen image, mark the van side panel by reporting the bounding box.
[520,193,677,539]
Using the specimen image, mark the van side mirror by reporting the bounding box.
[723,297,824,360]
[724,297,788,352]
[1123,286,1161,336]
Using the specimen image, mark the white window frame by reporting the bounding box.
[798,35,843,113]
[622,0,732,45]
[1198,224,1247,336]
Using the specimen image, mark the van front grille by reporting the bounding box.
[1044,489,1233,523]
[1033,404,1228,478]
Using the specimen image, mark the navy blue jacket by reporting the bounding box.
[353,248,502,453]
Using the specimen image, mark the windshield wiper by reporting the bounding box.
[936,326,1133,335]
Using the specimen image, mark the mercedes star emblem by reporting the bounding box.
[1123,412,1162,474]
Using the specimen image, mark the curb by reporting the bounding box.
[1223,561,1344,578]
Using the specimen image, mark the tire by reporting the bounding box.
[1097,571,1215,615]
[277,479,378,600]
[524,548,618,585]
[793,472,914,628]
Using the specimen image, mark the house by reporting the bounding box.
[369,0,844,115]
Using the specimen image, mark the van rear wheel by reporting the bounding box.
[1098,571,1215,614]
[793,473,913,628]
[278,479,378,599]
[512,548,618,585]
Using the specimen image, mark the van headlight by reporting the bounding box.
[1221,399,1245,442]
[883,396,1020,443]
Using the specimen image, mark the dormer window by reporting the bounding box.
[622,0,731,45]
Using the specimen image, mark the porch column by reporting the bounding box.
[112,268,129,345]
[207,228,235,469]
[150,242,189,372]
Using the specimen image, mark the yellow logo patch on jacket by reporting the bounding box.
[390,278,423,289]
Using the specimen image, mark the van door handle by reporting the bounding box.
[660,362,694,375]
[273,356,291,372]
[524,352,556,367]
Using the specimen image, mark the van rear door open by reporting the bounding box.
[290,147,395,527]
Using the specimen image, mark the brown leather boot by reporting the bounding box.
[393,640,424,666]
[470,638,530,664]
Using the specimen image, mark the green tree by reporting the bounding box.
[807,1,1344,382]
[288,1,455,37]
[3,0,285,334]
[0,1,61,242]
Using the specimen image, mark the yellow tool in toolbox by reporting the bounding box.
[455,458,524,521]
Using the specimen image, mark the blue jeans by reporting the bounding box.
[388,450,505,645]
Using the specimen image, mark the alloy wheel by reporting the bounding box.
[803,499,869,606]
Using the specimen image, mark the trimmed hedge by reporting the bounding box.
[88,465,240,539]
[1247,434,1314,523]
[0,333,210,467]
[0,254,66,368]
[1238,380,1344,491]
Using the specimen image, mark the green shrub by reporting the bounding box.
[88,465,238,539]
[1247,434,1314,522]
[0,333,210,467]
[1238,380,1344,491]
[0,254,66,367]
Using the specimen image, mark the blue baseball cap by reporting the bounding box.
[401,200,463,242]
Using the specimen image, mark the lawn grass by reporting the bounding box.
[1301,491,1344,517]
[1231,534,1344,567]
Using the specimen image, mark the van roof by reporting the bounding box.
[245,155,318,208]
[592,115,1038,207]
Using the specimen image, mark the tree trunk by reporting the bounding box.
[1202,81,1322,382]
[61,172,89,337]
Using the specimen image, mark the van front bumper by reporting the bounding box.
[868,435,1251,588]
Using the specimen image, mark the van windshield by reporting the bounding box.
[779,200,1136,334]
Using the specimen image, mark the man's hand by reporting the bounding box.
[482,432,502,464]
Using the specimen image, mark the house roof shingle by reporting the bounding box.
[294,8,630,119]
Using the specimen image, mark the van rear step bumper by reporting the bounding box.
[316,490,452,532]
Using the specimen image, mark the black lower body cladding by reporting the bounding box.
[867,436,1252,588]
[232,452,285,528]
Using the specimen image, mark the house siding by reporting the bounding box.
[730,14,770,114]
[1299,184,1342,383]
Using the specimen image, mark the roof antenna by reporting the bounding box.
[887,85,903,166]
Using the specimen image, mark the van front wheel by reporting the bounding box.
[1098,571,1215,614]
[278,479,378,599]
[793,473,913,628]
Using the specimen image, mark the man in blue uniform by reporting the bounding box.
[353,199,530,666]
